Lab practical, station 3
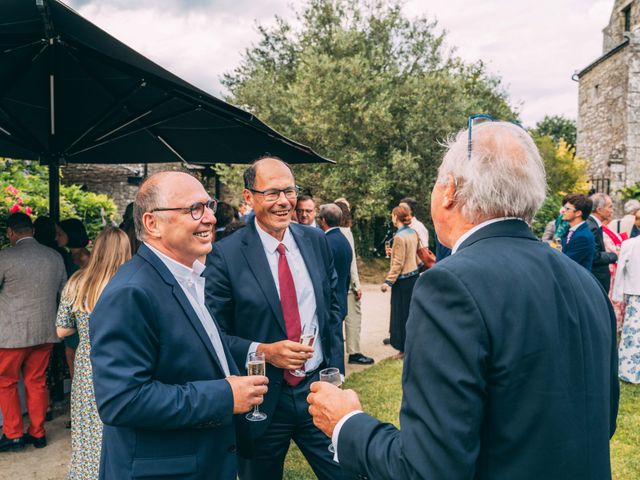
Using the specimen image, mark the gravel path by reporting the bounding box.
[0,284,394,479]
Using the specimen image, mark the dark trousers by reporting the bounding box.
[238,374,343,480]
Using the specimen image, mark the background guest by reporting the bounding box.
[399,197,429,248]
[613,235,640,384]
[56,227,131,480]
[59,219,90,269]
[588,193,618,293]
[561,194,595,271]
[615,199,640,236]
[296,195,318,227]
[381,205,419,358]
[214,202,238,241]
[602,217,627,332]
[0,213,67,452]
[632,209,640,239]
[334,200,373,365]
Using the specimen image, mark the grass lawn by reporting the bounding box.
[283,358,640,479]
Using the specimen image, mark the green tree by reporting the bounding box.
[1,158,117,247]
[222,0,516,254]
[532,115,576,151]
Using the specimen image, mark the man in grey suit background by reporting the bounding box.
[0,213,67,452]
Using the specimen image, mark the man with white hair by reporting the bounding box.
[308,120,619,479]
[588,193,618,293]
[616,199,640,236]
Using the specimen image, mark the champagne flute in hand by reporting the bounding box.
[319,367,342,453]
[291,324,317,378]
[246,352,267,422]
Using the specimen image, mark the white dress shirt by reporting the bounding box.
[145,243,230,376]
[451,217,521,254]
[410,217,430,248]
[248,221,323,372]
[613,236,640,300]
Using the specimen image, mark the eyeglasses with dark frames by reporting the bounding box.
[150,199,218,220]
[467,114,524,161]
[249,186,300,202]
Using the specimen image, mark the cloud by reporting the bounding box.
[64,0,616,127]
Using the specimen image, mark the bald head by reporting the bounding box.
[243,156,294,190]
[134,171,200,240]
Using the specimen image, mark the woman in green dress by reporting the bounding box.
[56,228,131,479]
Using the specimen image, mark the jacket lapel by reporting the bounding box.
[240,222,288,337]
[138,245,229,376]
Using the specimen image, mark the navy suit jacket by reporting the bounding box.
[562,221,595,271]
[90,244,239,480]
[325,228,352,319]
[204,220,345,442]
[587,216,617,291]
[338,220,619,480]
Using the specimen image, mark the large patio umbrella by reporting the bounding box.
[0,0,332,219]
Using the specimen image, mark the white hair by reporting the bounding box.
[590,193,611,211]
[436,122,547,224]
[624,199,640,215]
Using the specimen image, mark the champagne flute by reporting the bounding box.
[385,240,392,258]
[319,367,342,453]
[245,352,267,422]
[291,324,317,378]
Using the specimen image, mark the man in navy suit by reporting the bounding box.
[90,172,268,480]
[308,122,619,479]
[205,157,345,480]
[561,193,596,271]
[317,203,352,320]
[587,193,618,292]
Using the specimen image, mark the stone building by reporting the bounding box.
[576,0,640,206]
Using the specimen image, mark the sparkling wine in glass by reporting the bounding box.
[246,352,267,422]
[319,367,342,453]
[291,324,317,378]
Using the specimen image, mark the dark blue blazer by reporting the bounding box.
[204,220,345,441]
[325,228,352,319]
[338,220,619,480]
[562,221,595,271]
[90,244,240,480]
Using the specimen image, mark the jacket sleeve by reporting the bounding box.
[89,284,234,430]
[385,236,406,286]
[338,267,489,479]
[590,224,617,266]
[204,248,252,370]
[565,234,595,270]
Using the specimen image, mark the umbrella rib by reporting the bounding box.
[64,80,148,153]
[0,103,46,154]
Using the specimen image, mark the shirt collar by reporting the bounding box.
[325,227,340,234]
[589,215,602,227]
[569,221,585,232]
[452,217,520,254]
[255,219,294,254]
[144,242,205,280]
[15,236,34,245]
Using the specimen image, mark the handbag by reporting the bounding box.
[417,238,436,271]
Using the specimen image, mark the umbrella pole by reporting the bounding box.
[48,159,60,222]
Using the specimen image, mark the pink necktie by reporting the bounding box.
[566,229,574,244]
[277,244,303,386]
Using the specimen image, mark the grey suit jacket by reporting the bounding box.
[0,237,67,348]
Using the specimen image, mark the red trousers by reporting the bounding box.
[0,343,53,439]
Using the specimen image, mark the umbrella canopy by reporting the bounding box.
[0,0,332,218]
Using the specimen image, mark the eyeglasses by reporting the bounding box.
[249,186,300,202]
[562,205,577,212]
[150,199,218,220]
[467,114,524,161]
[296,208,314,215]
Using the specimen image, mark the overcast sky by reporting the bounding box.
[64,0,615,128]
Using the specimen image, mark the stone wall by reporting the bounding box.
[627,30,640,190]
[61,162,185,218]
[576,45,629,190]
[603,0,639,51]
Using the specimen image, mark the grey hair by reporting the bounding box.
[318,203,342,228]
[436,122,547,224]
[133,175,165,241]
[624,199,640,215]
[590,193,611,211]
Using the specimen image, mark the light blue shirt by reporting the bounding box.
[248,220,323,372]
[144,242,230,376]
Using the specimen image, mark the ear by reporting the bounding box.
[142,212,162,239]
[441,174,457,209]
[243,189,254,208]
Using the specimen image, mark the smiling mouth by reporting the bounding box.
[194,230,211,238]
[272,209,290,218]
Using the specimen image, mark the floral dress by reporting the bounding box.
[56,297,102,479]
[619,295,640,384]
